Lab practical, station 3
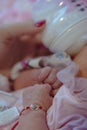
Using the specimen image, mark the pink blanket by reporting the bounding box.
[0,0,36,24]
[47,63,87,130]
[0,0,35,42]
[0,0,87,130]
[0,62,87,130]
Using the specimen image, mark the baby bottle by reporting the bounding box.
[32,0,87,55]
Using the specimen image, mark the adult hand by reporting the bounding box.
[0,20,46,69]
[5,20,46,44]
[23,84,52,111]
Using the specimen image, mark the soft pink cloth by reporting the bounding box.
[0,0,36,42]
[0,0,87,129]
[0,0,34,24]
[47,62,87,130]
[0,90,23,130]
[0,62,87,130]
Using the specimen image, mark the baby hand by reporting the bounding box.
[13,66,62,91]
[38,66,62,90]
[23,84,52,111]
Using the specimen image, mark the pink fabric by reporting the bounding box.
[0,62,87,130]
[0,90,24,130]
[0,0,35,42]
[0,0,35,25]
[0,0,87,129]
[0,0,37,42]
[47,62,87,130]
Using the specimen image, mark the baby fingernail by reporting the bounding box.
[34,20,46,27]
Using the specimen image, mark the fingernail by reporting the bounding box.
[34,20,46,27]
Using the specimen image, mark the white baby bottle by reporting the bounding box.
[32,0,87,56]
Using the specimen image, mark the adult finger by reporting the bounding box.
[4,20,46,42]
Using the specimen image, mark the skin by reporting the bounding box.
[50,44,87,96]
[0,20,46,70]
[0,18,87,97]
[13,45,87,95]
[12,45,87,130]
[74,45,87,78]
[13,66,62,96]
[0,20,60,96]
[15,84,52,130]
